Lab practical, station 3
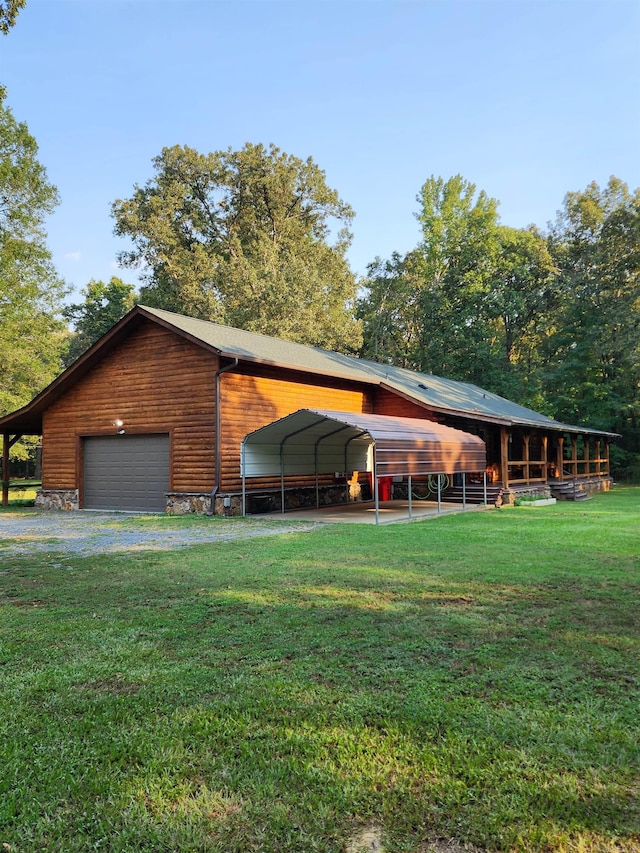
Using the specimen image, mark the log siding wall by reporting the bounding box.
[42,322,375,500]
[374,388,440,420]
[42,322,218,496]
[220,367,374,492]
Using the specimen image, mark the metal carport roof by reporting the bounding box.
[241,409,487,523]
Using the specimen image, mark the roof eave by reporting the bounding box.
[379,383,619,437]
[0,306,153,434]
[379,382,513,427]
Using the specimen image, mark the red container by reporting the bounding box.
[378,477,393,501]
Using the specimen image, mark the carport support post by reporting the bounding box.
[241,442,246,517]
[462,473,467,509]
[280,445,285,514]
[437,474,441,513]
[408,475,412,520]
[374,476,379,525]
[483,471,488,505]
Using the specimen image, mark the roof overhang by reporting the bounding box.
[241,409,487,478]
[0,305,231,435]
[0,305,620,441]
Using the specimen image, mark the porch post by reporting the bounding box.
[557,437,564,479]
[408,475,412,520]
[500,428,509,488]
[523,433,530,483]
[542,435,548,481]
[2,433,9,508]
[584,435,590,475]
[462,472,466,509]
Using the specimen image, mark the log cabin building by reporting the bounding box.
[1,305,615,515]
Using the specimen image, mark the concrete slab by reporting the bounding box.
[250,499,489,525]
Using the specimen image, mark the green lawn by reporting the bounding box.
[1,489,638,852]
[2,479,41,506]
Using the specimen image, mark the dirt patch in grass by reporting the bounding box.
[346,826,487,853]
[0,509,320,556]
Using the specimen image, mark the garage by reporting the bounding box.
[83,434,170,512]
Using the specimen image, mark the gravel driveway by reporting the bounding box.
[0,509,320,557]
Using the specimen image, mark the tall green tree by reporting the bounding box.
[360,175,501,381]
[413,174,501,383]
[481,225,557,404]
[545,177,640,473]
[358,250,425,369]
[0,0,25,34]
[62,277,138,367]
[359,175,558,406]
[112,142,362,352]
[0,93,67,419]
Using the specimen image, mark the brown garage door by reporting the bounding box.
[83,434,170,512]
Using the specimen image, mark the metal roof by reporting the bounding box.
[0,305,618,437]
[242,409,487,478]
[143,306,615,436]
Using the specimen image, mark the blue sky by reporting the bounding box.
[2,0,639,299]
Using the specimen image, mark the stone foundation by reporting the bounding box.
[165,492,243,516]
[502,486,553,506]
[35,489,79,511]
[165,486,352,516]
[244,484,350,515]
[165,493,212,515]
[584,476,613,494]
[213,493,243,516]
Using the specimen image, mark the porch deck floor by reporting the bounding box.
[250,498,490,525]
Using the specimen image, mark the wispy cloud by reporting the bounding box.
[64,251,82,262]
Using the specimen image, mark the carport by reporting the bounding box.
[241,409,487,524]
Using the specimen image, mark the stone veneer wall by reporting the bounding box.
[166,493,212,515]
[166,493,242,516]
[166,486,352,516]
[244,485,349,515]
[35,489,79,510]
[585,476,614,494]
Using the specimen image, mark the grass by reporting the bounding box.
[0,489,638,852]
[2,479,41,506]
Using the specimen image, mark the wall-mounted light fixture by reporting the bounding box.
[113,419,125,435]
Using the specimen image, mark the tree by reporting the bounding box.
[359,176,559,407]
[0,0,25,34]
[360,175,501,381]
[0,93,68,421]
[545,177,640,475]
[413,174,501,383]
[481,225,557,404]
[63,277,138,367]
[358,250,425,368]
[112,142,362,352]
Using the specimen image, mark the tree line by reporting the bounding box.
[1,8,638,476]
[358,175,640,476]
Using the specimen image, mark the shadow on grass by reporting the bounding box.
[1,489,639,852]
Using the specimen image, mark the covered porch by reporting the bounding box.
[441,421,615,503]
